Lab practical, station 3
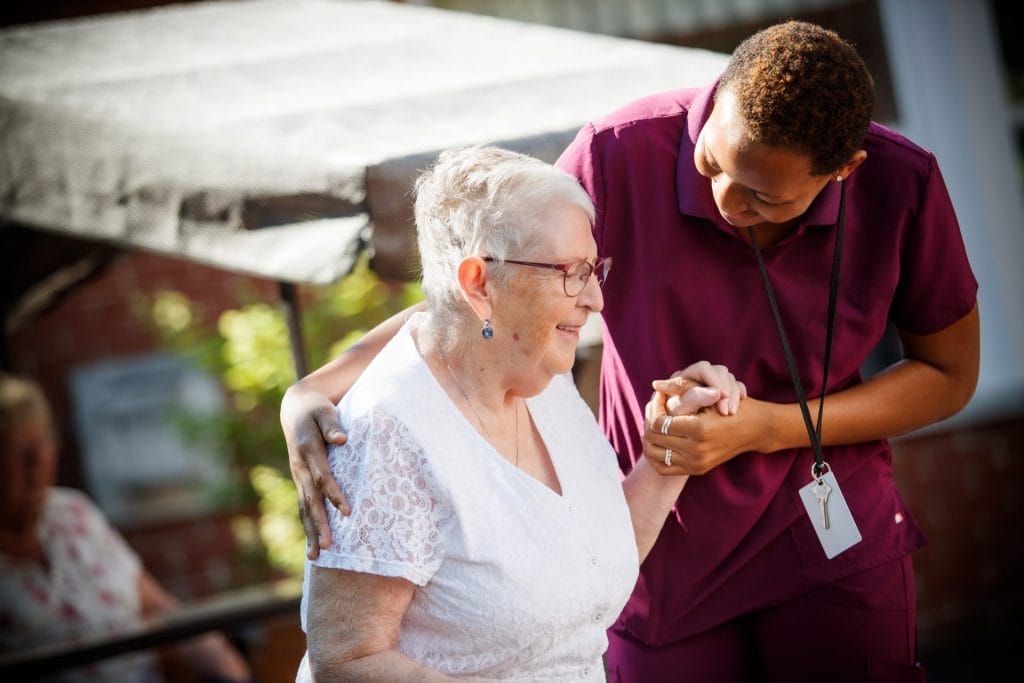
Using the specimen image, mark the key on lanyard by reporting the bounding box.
[813,476,832,530]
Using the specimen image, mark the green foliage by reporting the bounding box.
[250,465,308,577]
[144,255,423,576]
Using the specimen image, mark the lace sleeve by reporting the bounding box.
[312,407,454,586]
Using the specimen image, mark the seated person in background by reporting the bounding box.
[293,145,745,681]
[0,372,252,683]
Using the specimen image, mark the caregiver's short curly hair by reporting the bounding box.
[718,20,875,176]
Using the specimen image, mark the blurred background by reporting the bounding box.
[1,1,1021,681]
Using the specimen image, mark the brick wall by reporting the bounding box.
[119,509,278,599]
[8,247,279,493]
[892,414,1024,661]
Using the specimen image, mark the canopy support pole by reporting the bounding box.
[278,281,308,380]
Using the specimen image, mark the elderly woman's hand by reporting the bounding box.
[657,360,746,416]
[643,361,750,476]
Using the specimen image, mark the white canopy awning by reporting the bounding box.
[0,0,728,283]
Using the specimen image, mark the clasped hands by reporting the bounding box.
[643,361,750,476]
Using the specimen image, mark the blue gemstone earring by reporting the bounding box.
[481,319,493,340]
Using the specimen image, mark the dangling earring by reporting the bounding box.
[481,319,493,340]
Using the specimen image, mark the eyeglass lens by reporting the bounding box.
[564,260,608,296]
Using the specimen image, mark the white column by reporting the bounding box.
[878,0,1024,422]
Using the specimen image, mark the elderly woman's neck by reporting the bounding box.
[420,315,519,412]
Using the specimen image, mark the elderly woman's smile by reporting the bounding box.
[497,201,604,381]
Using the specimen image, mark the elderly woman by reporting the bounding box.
[294,146,743,681]
[0,373,252,683]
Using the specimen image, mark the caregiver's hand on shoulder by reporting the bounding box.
[281,383,350,560]
[280,303,425,560]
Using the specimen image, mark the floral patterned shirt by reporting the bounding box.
[0,487,160,682]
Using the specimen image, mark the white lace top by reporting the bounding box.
[298,313,638,681]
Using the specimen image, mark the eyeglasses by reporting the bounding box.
[483,256,612,297]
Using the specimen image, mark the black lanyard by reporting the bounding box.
[748,183,845,477]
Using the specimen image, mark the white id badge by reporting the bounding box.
[798,470,862,559]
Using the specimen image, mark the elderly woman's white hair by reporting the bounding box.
[414,145,595,335]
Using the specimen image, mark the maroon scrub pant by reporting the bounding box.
[607,556,925,683]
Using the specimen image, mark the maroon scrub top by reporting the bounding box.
[556,81,978,646]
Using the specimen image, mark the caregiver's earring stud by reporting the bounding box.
[481,319,493,340]
[836,175,843,182]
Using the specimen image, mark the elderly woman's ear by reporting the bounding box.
[457,256,492,319]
